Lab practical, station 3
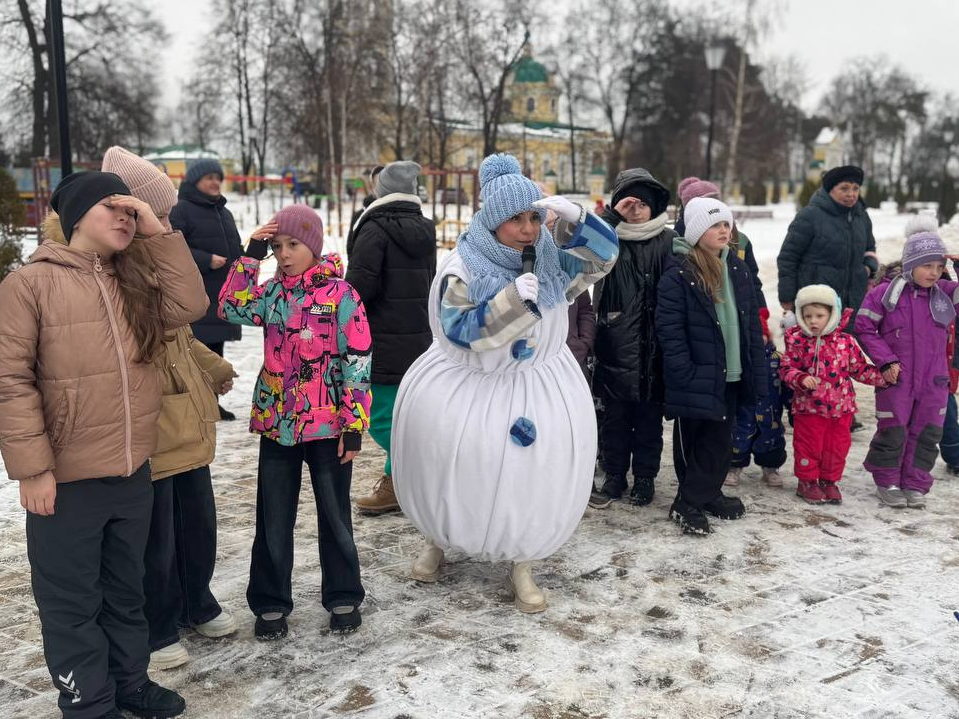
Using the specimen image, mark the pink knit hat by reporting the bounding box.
[101,146,177,216]
[679,177,720,206]
[272,204,324,258]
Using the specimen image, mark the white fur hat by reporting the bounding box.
[794,284,842,336]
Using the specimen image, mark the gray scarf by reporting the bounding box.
[881,273,956,327]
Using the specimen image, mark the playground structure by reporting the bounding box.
[14,158,479,250]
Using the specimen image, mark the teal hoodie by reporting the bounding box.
[673,237,742,382]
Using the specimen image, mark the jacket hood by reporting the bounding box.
[795,283,842,336]
[177,179,227,208]
[357,193,436,260]
[31,211,108,272]
[610,168,670,214]
[809,187,865,218]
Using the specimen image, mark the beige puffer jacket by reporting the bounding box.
[0,215,209,483]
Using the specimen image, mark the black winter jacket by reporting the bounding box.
[169,181,244,345]
[345,196,436,384]
[777,188,878,310]
[656,249,767,421]
[593,206,676,404]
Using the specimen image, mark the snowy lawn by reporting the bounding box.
[1,198,957,718]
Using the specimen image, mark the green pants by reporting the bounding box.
[369,383,399,476]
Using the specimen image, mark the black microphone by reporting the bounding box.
[522,245,536,275]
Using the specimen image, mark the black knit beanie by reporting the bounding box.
[50,171,131,243]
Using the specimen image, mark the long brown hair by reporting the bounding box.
[686,244,725,302]
[114,236,166,363]
[42,212,166,363]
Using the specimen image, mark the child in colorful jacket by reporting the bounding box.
[780,284,885,503]
[855,227,959,509]
[729,308,788,486]
[218,204,371,638]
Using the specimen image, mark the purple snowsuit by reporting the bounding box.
[855,277,959,492]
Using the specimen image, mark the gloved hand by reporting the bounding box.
[780,310,797,330]
[759,307,772,343]
[533,195,583,224]
[514,272,539,303]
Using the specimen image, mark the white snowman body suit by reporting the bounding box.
[392,155,619,562]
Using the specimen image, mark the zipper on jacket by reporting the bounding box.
[93,253,135,475]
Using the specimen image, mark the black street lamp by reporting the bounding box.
[703,41,726,181]
[48,0,72,175]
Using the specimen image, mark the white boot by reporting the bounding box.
[411,540,444,583]
[508,561,547,613]
[725,466,742,487]
[195,609,237,638]
[149,642,190,671]
[761,466,783,487]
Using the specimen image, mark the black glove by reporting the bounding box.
[244,238,269,261]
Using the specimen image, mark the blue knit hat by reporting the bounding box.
[475,154,544,232]
[185,158,224,185]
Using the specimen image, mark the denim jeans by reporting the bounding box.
[940,394,959,466]
[143,466,222,651]
[246,436,364,616]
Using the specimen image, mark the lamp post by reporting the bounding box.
[48,0,72,175]
[939,126,955,225]
[703,40,726,180]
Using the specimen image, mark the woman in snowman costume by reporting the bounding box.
[391,154,618,612]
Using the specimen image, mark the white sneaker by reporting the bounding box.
[877,486,907,508]
[725,466,743,487]
[411,540,444,583]
[149,642,190,671]
[903,489,927,509]
[195,610,237,638]
[508,561,547,613]
[761,467,783,487]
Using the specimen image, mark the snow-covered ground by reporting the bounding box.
[2,197,958,718]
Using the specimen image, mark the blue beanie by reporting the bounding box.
[475,154,544,232]
[185,158,224,185]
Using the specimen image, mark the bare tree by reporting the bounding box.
[452,0,531,157]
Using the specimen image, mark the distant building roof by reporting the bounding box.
[144,144,220,161]
[513,53,549,84]
[814,127,839,145]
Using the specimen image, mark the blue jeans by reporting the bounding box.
[247,436,364,616]
[940,394,959,466]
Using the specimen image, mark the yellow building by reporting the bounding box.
[386,48,612,200]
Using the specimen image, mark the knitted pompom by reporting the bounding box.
[904,213,939,238]
[479,153,522,187]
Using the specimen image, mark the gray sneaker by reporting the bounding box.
[903,489,927,509]
[877,486,907,508]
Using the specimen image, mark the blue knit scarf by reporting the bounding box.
[457,222,569,309]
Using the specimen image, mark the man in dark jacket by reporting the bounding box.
[777,165,878,313]
[347,161,437,515]
[170,158,244,420]
[588,168,676,510]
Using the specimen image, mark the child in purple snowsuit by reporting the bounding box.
[855,229,959,508]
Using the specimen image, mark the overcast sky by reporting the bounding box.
[158,0,959,114]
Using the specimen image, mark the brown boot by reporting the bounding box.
[355,475,401,515]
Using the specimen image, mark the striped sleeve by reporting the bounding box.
[553,210,620,302]
[440,275,540,351]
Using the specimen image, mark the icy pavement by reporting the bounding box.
[1,204,958,717]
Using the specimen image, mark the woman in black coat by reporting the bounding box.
[169,158,243,420]
[656,198,766,536]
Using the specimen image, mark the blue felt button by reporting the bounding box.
[509,417,536,447]
[511,339,534,361]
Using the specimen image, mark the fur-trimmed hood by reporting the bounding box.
[795,283,843,337]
